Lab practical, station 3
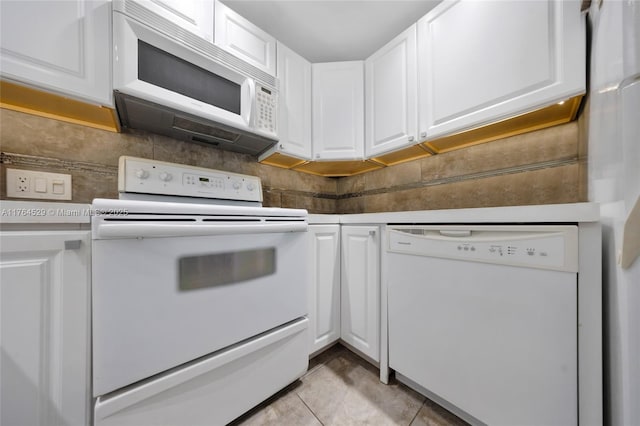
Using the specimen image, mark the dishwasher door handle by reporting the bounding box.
[438,230,472,237]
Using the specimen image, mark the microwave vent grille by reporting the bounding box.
[172,116,240,143]
[120,0,277,90]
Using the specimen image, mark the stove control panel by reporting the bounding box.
[118,157,263,203]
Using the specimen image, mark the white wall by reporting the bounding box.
[587,1,640,425]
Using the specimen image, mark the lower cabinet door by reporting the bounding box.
[340,226,380,362]
[308,225,341,355]
[0,231,91,426]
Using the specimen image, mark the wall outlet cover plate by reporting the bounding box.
[6,168,72,200]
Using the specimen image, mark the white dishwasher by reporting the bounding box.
[387,225,580,426]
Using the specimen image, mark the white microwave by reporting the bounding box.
[112,1,278,155]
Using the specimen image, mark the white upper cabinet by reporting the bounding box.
[418,0,586,140]
[276,42,312,160]
[214,0,276,76]
[365,24,418,157]
[128,0,214,42]
[0,0,112,106]
[312,61,365,160]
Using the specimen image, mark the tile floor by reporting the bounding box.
[232,344,469,426]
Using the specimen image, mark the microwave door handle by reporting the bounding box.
[241,78,255,126]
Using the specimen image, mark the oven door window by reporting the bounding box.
[137,40,241,114]
[179,248,276,290]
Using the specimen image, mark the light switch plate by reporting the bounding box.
[6,168,72,200]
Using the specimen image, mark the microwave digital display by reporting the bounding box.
[137,41,241,115]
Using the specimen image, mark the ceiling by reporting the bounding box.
[220,1,442,62]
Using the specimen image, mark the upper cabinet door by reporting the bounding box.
[214,0,276,76]
[276,42,312,160]
[365,24,418,157]
[128,0,214,42]
[418,0,586,140]
[312,61,365,160]
[0,0,112,106]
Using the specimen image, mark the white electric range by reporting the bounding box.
[91,156,309,425]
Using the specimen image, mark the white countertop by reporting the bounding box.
[308,214,340,224]
[310,203,600,225]
[1,201,600,225]
[0,200,92,224]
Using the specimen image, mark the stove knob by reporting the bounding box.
[135,169,149,179]
[247,182,256,191]
[232,181,241,190]
[159,172,173,182]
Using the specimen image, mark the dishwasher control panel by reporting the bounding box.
[387,225,579,272]
[118,156,263,203]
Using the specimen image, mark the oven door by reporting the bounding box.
[92,229,307,396]
[113,11,254,132]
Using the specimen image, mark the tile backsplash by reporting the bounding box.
[1,108,587,213]
[0,109,338,213]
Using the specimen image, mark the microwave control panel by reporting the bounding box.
[256,85,277,136]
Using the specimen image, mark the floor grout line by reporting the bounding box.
[295,392,325,426]
[407,400,426,426]
[234,344,466,426]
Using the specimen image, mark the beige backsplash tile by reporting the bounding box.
[280,192,336,213]
[336,196,365,214]
[364,160,421,192]
[361,189,430,213]
[73,169,119,202]
[0,109,154,166]
[262,189,282,208]
[1,109,586,213]
[347,164,582,213]
[337,174,365,197]
[152,134,226,171]
[420,122,579,183]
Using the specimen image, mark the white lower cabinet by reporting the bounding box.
[0,230,91,426]
[308,225,341,355]
[340,226,380,362]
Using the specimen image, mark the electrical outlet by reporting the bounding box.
[6,168,72,200]
[16,175,29,193]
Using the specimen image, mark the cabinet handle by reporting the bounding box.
[420,131,427,138]
[408,136,415,142]
[279,144,284,150]
[369,230,376,237]
[64,240,82,250]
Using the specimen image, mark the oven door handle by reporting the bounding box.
[95,222,307,238]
